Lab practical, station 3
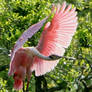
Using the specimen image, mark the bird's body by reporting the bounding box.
[10,48,34,90]
[8,2,78,91]
[10,47,61,90]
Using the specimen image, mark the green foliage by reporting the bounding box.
[0,0,92,92]
[0,0,51,49]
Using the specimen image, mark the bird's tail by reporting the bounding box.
[14,78,23,90]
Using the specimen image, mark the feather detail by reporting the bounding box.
[32,2,78,76]
[14,79,23,90]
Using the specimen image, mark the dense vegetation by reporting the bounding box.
[0,0,92,92]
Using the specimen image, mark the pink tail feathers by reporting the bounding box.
[14,79,23,90]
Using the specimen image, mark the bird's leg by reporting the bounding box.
[26,70,32,92]
[23,81,25,92]
[26,80,30,92]
[26,78,31,92]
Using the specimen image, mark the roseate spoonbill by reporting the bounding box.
[8,2,78,91]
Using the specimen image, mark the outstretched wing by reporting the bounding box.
[32,2,78,76]
[9,17,48,75]
[12,17,48,55]
[11,17,48,60]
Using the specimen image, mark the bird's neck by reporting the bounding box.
[24,47,61,61]
[24,47,50,60]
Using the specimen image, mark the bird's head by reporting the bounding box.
[49,54,62,60]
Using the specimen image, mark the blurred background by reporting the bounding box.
[0,0,92,92]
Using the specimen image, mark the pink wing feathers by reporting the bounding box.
[11,17,48,59]
[13,17,48,54]
[9,17,48,75]
[32,2,78,76]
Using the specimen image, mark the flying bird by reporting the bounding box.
[8,2,78,91]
